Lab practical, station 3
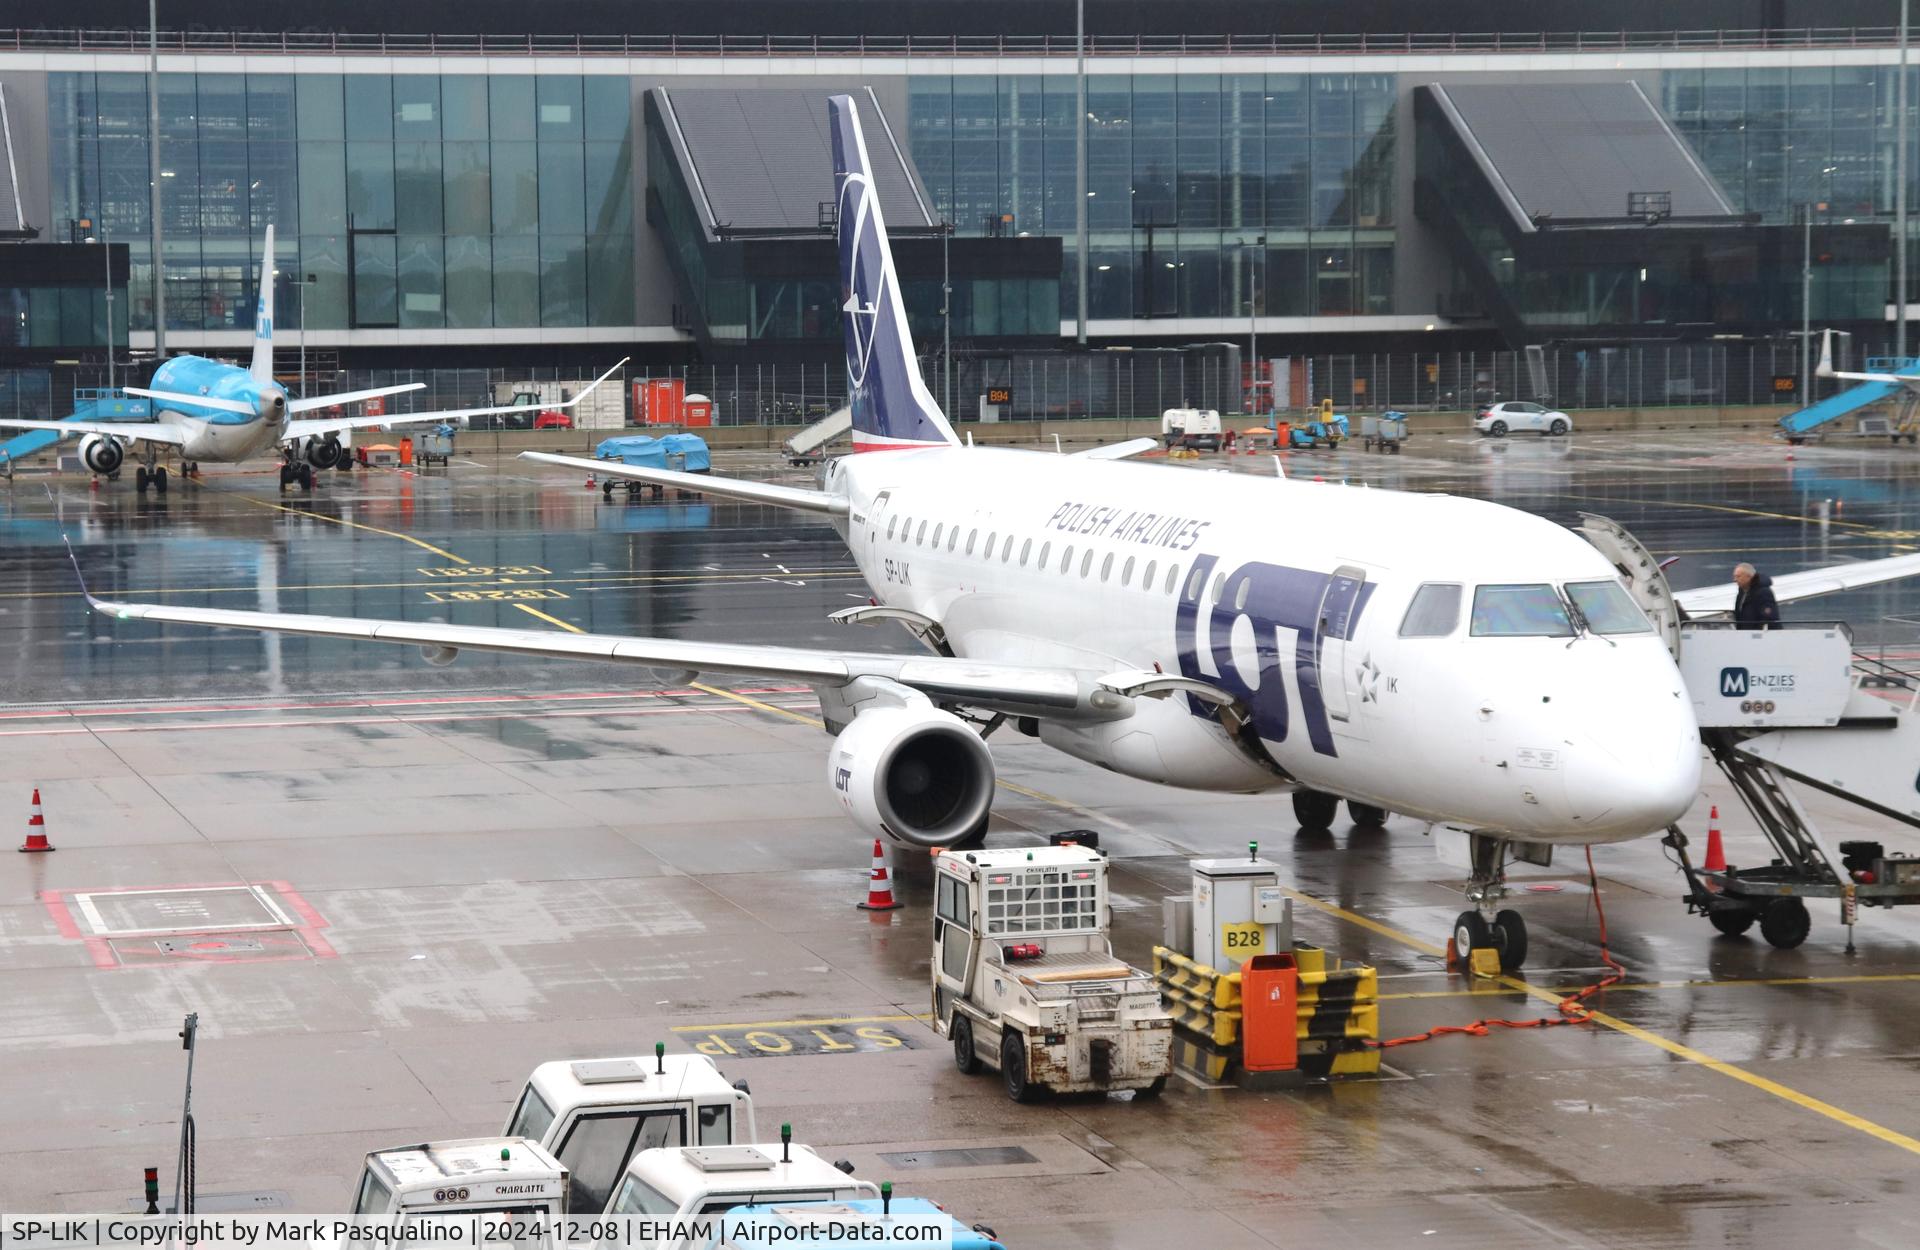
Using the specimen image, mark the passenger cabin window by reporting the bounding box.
[1020,538,1032,565]
[1470,584,1575,637]
[1061,545,1073,573]
[1122,556,1135,586]
[916,520,927,545]
[966,529,977,555]
[1400,584,1464,637]
[1165,563,1180,594]
[1565,580,1654,634]
[947,527,957,551]
[1039,542,1051,568]
[985,531,996,557]
[1185,568,1203,601]
[1081,550,1094,577]
[933,523,944,548]
[1143,560,1156,589]
[887,517,897,540]
[1233,579,1249,611]
[1100,553,1114,582]
[1211,572,1227,603]
[1003,534,1015,562]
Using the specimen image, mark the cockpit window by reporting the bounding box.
[1470,584,1574,637]
[1564,580,1654,635]
[1399,584,1463,637]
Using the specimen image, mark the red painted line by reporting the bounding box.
[0,685,813,722]
[0,698,824,738]
[41,880,337,969]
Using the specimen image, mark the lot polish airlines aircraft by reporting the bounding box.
[82,98,1920,967]
[1,225,624,493]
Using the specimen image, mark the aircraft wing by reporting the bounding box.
[285,383,426,414]
[83,594,1122,723]
[1674,552,1920,616]
[0,418,190,447]
[521,452,849,517]
[281,410,467,443]
[1073,437,1161,460]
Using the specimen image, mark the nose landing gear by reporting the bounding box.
[1453,832,1529,972]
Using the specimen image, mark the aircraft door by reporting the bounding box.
[1316,565,1368,727]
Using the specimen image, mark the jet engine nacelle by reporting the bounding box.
[79,434,124,475]
[305,436,344,469]
[827,705,994,848]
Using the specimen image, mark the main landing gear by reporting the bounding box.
[279,456,316,492]
[134,456,168,495]
[1454,832,1529,971]
[1292,787,1389,831]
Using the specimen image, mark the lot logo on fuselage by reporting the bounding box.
[1174,553,1373,758]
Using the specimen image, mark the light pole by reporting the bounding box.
[1901,0,1910,359]
[1074,0,1087,345]
[147,0,165,360]
[1802,202,1816,402]
[279,270,316,397]
[941,224,952,417]
[1247,236,1264,414]
[86,225,115,391]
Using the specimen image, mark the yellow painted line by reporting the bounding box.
[1377,970,1920,1002]
[514,603,586,633]
[227,492,471,563]
[1569,493,1879,530]
[692,681,824,728]
[671,1013,920,1032]
[1279,886,1920,1158]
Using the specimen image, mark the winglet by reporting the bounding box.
[554,357,630,408]
[61,533,97,607]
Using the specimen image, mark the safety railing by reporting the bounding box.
[0,27,1903,58]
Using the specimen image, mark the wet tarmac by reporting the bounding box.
[4,430,1920,1244]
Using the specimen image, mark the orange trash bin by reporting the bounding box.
[398,436,414,464]
[1240,953,1298,1072]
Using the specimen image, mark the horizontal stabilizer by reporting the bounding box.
[520,451,848,517]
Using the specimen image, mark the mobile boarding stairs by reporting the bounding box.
[1586,516,1920,951]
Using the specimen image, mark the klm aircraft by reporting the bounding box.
[0,225,624,493]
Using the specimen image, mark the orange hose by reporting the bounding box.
[1370,847,1625,1049]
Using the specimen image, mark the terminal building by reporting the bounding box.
[0,0,1911,386]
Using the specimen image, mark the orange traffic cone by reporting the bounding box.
[19,788,53,853]
[584,472,597,489]
[857,839,902,911]
[1702,805,1726,873]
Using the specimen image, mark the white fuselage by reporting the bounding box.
[826,447,1700,845]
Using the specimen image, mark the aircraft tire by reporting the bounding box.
[1347,801,1387,826]
[153,467,168,494]
[135,466,149,492]
[1292,789,1339,830]
[1453,910,1491,956]
[1492,909,1528,969]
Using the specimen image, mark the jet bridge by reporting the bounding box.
[1582,514,1920,950]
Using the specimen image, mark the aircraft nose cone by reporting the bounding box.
[1565,692,1701,836]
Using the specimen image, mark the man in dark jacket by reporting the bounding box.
[1733,563,1780,629]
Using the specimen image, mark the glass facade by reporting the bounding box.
[908,72,1396,321]
[48,71,635,333]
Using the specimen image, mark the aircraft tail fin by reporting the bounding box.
[828,94,958,453]
[250,224,276,384]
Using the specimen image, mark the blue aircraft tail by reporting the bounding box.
[250,223,275,384]
[828,95,959,452]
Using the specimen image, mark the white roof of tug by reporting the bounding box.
[941,844,1105,872]
[369,1137,565,1192]
[623,1142,879,1200]
[529,1053,739,1107]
